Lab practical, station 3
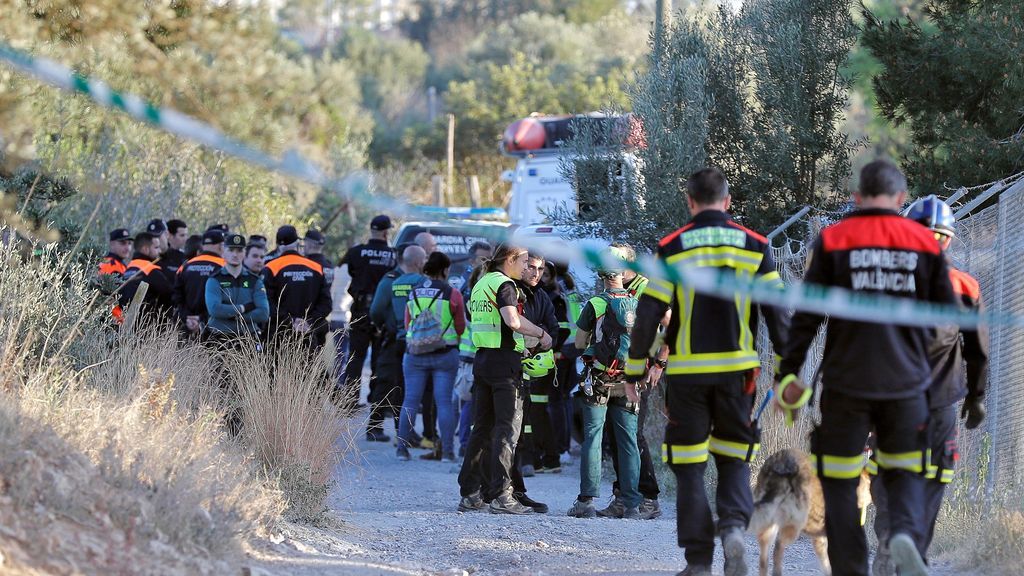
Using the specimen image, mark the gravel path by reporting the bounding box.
[248,406,970,576]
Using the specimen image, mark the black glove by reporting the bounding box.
[961,396,986,430]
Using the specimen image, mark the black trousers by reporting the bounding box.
[610,386,660,500]
[457,374,524,501]
[369,337,405,433]
[549,354,577,455]
[664,374,757,568]
[815,389,929,576]
[422,381,437,441]
[344,312,380,407]
[520,372,560,470]
[872,403,957,564]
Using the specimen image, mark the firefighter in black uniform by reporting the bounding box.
[777,161,957,576]
[869,195,990,575]
[339,215,396,412]
[119,232,175,323]
[263,225,332,348]
[625,168,788,576]
[173,230,225,338]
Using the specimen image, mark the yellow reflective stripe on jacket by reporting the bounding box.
[756,270,784,288]
[662,441,710,464]
[625,356,646,376]
[642,278,674,303]
[626,273,649,298]
[810,453,868,479]
[668,245,764,273]
[666,350,761,374]
[866,458,879,476]
[708,436,760,462]
[875,450,925,473]
[939,468,954,483]
[529,394,548,403]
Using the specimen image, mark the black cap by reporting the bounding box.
[225,233,246,249]
[370,215,392,231]
[146,219,167,235]
[305,228,325,244]
[202,230,225,245]
[109,228,132,242]
[276,225,299,246]
[248,234,268,247]
[206,223,229,234]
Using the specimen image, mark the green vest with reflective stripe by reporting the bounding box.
[459,323,477,358]
[405,278,458,347]
[470,271,525,352]
[626,273,649,298]
[566,290,582,344]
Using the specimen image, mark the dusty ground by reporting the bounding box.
[250,416,970,576]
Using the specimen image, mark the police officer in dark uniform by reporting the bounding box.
[263,225,332,348]
[625,168,788,576]
[339,215,396,412]
[303,229,335,286]
[173,230,225,338]
[778,161,956,576]
[119,232,175,323]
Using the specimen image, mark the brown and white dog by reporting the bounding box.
[748,448,871,576]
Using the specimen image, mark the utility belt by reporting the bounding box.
[582,371,637,412]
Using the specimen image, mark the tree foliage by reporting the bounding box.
[559,0,858,248]
[862,0,1024,192]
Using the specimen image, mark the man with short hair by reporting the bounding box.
[778,160,957,576]
[244,244,266,275]
[368,245,426,443]
[262,225,332,348]
[339,215,396,418]
[415,231,437,255]
[119,232,175,322]
[162,219,189,272]
[626,167,788,576]
[174,230,226,337]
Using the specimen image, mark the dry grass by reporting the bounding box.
[0,234,349,572]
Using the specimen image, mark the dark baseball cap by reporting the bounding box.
[146,219,167,234]
[225,233,246,249]
[109,228,132,242]
[206,223,230,234]
[305,228,325,244]
[370,214,392,231]
[248,234,268,247]
[202,230,225,245]
[276,225,299,246]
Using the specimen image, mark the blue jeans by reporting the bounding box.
[399,348,459,453]
[580,396,641,508]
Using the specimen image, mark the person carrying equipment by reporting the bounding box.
[777,161,957,576]
[457,244,553,515]
[870,195,990,575]
[599,242,663,520]
[173,229,225,338]
[625,168,788,576]
[568,246,644,520]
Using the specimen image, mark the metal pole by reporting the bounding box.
[446,113,456,207]
[945,186,969,205]
[767,206,812,242]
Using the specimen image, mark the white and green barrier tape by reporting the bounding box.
[2,43,1021,331]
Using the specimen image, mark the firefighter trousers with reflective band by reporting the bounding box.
[871,403,958,566]
[813,389,929,576]
[519,372,560,471]
[663,373,758,568]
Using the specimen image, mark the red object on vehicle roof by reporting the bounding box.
[500,113,645,156]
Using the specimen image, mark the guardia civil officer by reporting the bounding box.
[205,233,270,341]
[625,168,788,576]
[339,215,396,413]
[262,225,332,348]
[870,195,990,575]
[457,244,553,515]
[173,230,225,338]
[777,160,957,576]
